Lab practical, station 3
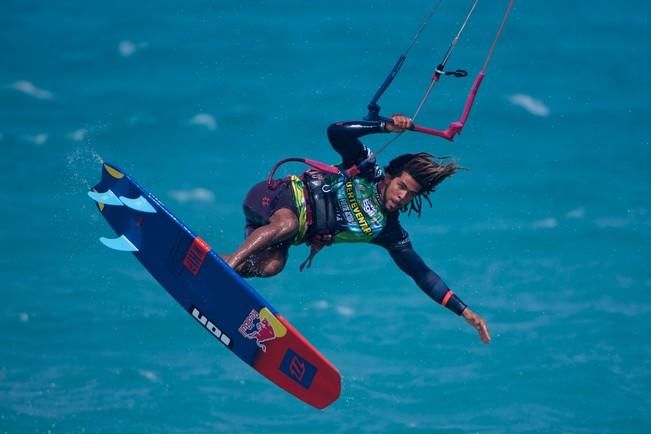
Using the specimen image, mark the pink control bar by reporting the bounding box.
[410,71,485,142]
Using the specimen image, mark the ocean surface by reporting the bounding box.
[2,0,650,432]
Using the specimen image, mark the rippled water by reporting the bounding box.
[2,0,650,432]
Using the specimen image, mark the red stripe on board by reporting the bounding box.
[183,237,211,275]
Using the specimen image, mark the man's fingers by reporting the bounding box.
[462,309,491,344]
[478,321,491,344]
[391,114,412,129]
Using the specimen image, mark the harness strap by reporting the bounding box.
[299,234,334,272]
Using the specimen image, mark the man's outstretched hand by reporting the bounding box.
[462,308,491,344]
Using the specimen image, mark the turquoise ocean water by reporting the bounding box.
[2,1,650,432]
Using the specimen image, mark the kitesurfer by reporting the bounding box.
[221,114,491,344]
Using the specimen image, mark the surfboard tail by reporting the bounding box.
[252,315,341,409]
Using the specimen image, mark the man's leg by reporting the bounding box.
[224,208,298,275]
[235,247,289,278]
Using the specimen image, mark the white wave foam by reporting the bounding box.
[67,128,88,142]
[189,113,217,131]
[138,370,160,383]
[168,188,215,204]
[23,133,48,145]
[19,312,29,322]
[313,300,329,310]
[509,93,550,117]
[11,80,53,100]
[118,40,149,57]
[566,208,585,219]
[119,40,136,56]
[336,305,355,317]
[532,217,557,229]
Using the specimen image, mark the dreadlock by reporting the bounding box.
[384,152,461,217]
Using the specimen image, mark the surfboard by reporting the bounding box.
[88,162,341,409]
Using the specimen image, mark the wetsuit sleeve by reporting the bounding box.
[327,120,386,169]
[373,219,467,315]
[388,242,467,315]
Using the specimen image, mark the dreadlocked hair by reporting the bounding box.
[384,152,461,217]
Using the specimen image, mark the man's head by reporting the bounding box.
[382,152,459,216]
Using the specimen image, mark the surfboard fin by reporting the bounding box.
[99,235,139,252]
[119,195,157,213]
[88,189,157,214]
[88,189,123,206]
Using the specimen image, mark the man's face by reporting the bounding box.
[383,171,422,212]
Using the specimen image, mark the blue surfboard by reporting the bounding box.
[89,162,341,409]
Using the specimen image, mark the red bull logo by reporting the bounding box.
[238,308,287,352]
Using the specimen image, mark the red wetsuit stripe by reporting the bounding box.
[441,290,454,306]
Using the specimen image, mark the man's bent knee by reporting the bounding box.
[260,254,288,277]
[237,249,288,278]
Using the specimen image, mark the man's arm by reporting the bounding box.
[326,115,413,172]
[326,120,385,169]
[386,242,491,343]
[387,242,465,313]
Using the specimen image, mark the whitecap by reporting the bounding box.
[336,305,355,317]
[566,208,585,219]
[119,40,136,56]
[168,188,215,204]
[509,93,550,117]
[19,312,29,322]
[313,300,329,310]
[532,217,557,229]
[119,40,149,57]
[138,370,160,383]
[189,113,217,131]
[23,133,48,145]
[67,128,88,142]
[11,80,53,100]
